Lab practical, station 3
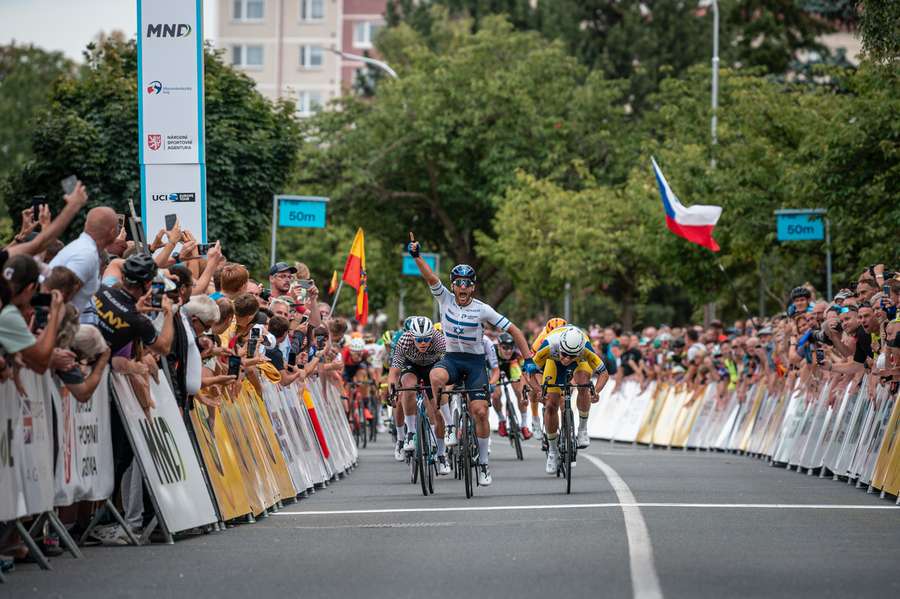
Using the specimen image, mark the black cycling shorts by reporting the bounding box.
[399,362,435,399]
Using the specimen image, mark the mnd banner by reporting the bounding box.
[0,380,25,521]
[138,0,207,241]
[110,372,216,533]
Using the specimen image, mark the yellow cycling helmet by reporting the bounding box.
[434,322,442,331]
[546,317,567,332]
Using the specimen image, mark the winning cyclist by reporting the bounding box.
[491,332,533,439]
[387,316,451,475]
[531,325,609,474]
[407,233,535,486]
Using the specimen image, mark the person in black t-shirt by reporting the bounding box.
[619,335,643,378]
[823,305,870,375]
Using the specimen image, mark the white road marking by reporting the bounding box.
[273,503,898,516]
[582,453,664,599]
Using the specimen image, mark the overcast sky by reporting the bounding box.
[0,0,218,61]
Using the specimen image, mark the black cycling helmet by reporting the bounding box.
[497,332,514,346]
[123,253,158,285]
[450,264,476,283]
[790,286,812,300]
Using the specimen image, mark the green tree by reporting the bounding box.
[857,0,900,62]
[1,38,300,267]
[294,14,633,307]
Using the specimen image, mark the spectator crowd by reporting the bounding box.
[1,179,897,568]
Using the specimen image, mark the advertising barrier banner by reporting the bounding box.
[110,372,217,533]
[52,370,114,506]
[0,380,25,521]
[18,371,55,517]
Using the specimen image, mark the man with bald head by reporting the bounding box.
[49,205,119,323]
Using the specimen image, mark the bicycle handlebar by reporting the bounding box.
[439,386,488,397]
[540,378,596,397]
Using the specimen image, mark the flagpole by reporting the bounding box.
[330,279,344,314]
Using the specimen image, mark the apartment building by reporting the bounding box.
[217,0,386,116]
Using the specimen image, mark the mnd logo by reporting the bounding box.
[139,416,186,485]
[146,23,192,38]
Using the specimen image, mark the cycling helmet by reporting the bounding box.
[558,327,586,356]
[349,337,365,352]
[434,322,442,331]
[497,332,514,346]
[546,317,567,331]
[123,253,158,285]
[408,316,434,339]
[450,264,476,283]
[403,316,416,331]
[380,330,395,345]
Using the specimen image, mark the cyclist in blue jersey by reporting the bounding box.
[407,233,535,486]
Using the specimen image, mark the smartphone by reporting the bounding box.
[33,307,49,331]
[315,334,327,348]
[164,213,177,230]
[196,243,211,255]
[815,347,825,365]
[247,327,261,357]
[61,175,78,195]
[150,281,165,308]
[116,213,126,234]
[227,354,242,377]
[883,285,891,305]
[297,279,314,289]
[288,350,298,367]
[30,292,52,307]
[31,196,47,222]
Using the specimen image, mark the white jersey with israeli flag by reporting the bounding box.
[430,282,511,354]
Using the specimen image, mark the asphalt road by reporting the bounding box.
[4,434,900,599]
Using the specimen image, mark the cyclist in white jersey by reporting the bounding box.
[407,234,535,486]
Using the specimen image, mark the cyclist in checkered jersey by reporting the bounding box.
[387,316,453,475]
[407,233,536,486]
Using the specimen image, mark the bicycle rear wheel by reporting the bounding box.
[564,408,575,495]
[417,416,430,496]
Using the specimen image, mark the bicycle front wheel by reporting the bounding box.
[417,416,430,496]
[564,408,575,495]
[461,412,473,499]
[507,399,523,460]
[358,399,368,449]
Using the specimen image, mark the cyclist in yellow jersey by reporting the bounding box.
[526,317,567,431]
[532,325,609,474]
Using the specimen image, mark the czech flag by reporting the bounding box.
[651,157,722,252]
[341,228,369,324]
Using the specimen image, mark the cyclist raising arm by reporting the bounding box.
[407,233,535,486]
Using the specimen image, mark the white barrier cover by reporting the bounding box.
[17,371,55,517]
[52,370,115,506]
[0,380,25,521]
[259,379,310,494]
[283,383,328,486]
[111,372,216,533]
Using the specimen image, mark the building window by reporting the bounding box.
[353,21,383,49]
[233,0,264,21]
[296,91,323,117]
[299,45,324,69]
[300,0,324,21]
[232,44,264,68]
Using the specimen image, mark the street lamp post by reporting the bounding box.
[710,0,719,169]
[328,48,399,80]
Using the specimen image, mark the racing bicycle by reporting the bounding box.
[392,383,437,496]
[442,385,487,499]
[541,375,595,495]
[347,379,376,448]
[498,374,524,461]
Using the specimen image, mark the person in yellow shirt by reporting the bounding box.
[532,325,609,474]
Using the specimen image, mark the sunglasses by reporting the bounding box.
[414,336,432,343]
[561,352,579,359]
[452,279,475,288]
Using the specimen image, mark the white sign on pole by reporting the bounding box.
[138,0,207,243]
[141,163,207,242]
[110,372,217,534]
[137,0,204,165]
[52,370,115,506]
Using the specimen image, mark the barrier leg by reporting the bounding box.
[139,516,173,545]
[15,520,51,570]
[104,499,140,546]
[27,513,47,538]
[47,512,83,559]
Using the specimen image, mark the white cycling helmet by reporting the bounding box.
[349,337,366,352]
[408,316,435,339]
[558,327,586,356]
